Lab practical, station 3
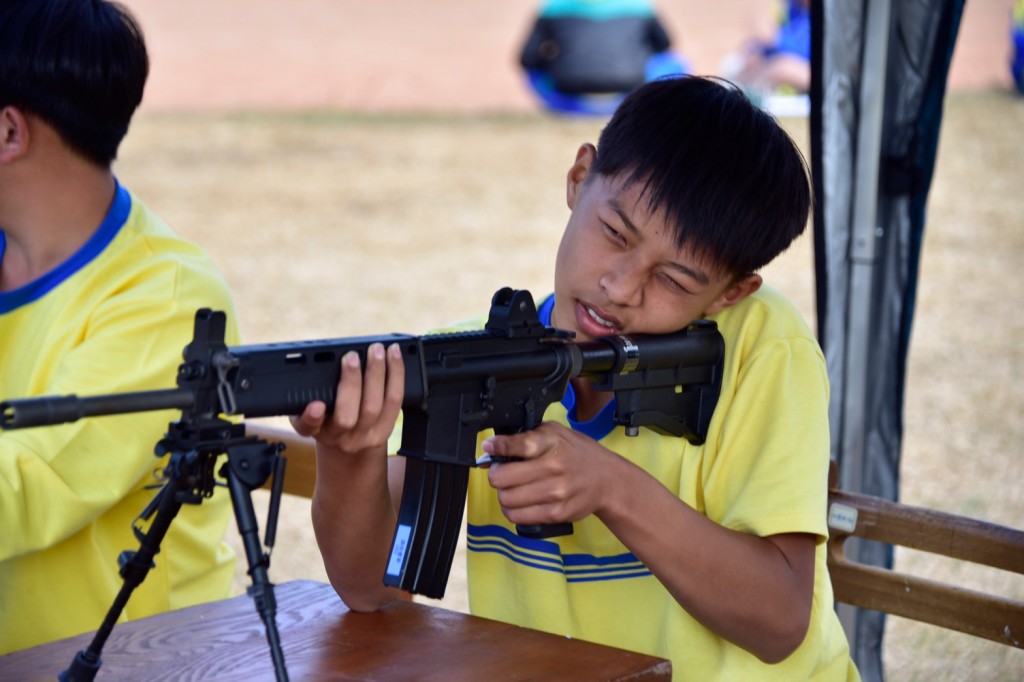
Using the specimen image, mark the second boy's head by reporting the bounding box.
[552,76,811,340]
[0,0,149,167]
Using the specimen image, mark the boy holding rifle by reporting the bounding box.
[292,76,858,680]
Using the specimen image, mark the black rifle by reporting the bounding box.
[1,287,724,675]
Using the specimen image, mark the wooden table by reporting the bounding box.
[1,580,671,681]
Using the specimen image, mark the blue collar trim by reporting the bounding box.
[538,293,618,441]
[0,181,130,314]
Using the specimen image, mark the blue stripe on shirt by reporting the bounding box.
[467,523,652,583]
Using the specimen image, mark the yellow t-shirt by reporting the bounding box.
[464,286,858,680]
[0,184,239,653]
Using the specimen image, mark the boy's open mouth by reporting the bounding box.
[587,306,615,328]
[576,301,622,337]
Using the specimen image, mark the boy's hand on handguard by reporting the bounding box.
[479,423,615,527]
[290,342,405,456]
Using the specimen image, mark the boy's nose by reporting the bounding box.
[599,263,644,308]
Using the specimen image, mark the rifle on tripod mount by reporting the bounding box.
[1,286,725,680]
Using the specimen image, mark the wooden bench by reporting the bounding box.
[247,423,1024,649]
[826,462,1024,648]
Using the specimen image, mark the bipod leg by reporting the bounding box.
[60,475,187,682]
[224,438,289,682]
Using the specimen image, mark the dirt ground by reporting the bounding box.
[109,2,1022,680]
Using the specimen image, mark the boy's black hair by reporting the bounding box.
[0,0,149,166]
[592,76,812,277]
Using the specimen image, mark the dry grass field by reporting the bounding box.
[113,89,1023,680]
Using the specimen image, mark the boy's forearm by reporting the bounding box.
[311,444,404,611]
[596,456,814,663]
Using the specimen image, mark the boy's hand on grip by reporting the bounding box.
[481,422,615,530]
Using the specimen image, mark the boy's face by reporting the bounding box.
[552,144,761,341]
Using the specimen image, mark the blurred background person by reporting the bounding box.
[518,0,689,115]
[720,0,810,103]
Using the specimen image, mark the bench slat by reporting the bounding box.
[828,485,1024,648]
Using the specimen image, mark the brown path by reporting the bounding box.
[120,0,1016,113]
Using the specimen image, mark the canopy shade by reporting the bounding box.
[809,0,965,678]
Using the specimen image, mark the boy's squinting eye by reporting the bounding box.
[602,221,626,244]
[660,272,691,295]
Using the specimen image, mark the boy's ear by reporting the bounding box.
[0,106,30,164]
[704,273,763,316]
[566,143,597,210]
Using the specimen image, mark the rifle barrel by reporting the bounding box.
[0,388,195,429]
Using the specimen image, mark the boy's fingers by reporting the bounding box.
[359,343,388,422]
[333,351,364,429]
[483,432,545,460]
[382,343,406,418]
[290,401,326,437]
